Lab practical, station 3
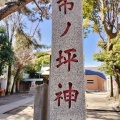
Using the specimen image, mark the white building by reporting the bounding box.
[0,69,8,90]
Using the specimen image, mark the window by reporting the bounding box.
[87,80,94,84]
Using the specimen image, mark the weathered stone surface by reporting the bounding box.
[29,87,35,95]
[29,82,36,95]
[34,83,48,120]
[49,0,86,119]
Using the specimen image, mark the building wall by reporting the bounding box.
[19,81,31,92]
[0,75,14,92]
[0,78,7,90]
[85,75,105,91]
[97,76,105,91]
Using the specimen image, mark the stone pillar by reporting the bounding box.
[49,0,86,119]
[34,83,48,120]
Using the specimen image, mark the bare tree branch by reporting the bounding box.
[32,19,41,37]
[33,0,43,15]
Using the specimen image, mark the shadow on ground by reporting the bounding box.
[0,106,33,120]
[87,110,120,120]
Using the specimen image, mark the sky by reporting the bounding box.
[39,19,101,67]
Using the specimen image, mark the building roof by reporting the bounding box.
[85,69,106,79]
[22,78,43,82]
[39,65,106,79]
[85,66,106,75]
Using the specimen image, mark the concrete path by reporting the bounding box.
[0,96,34,114]
[0,96,34,120]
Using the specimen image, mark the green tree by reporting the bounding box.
[11,28,45,93]
[0,26,13,76]
[2,1,50,94]
[33,51,50,71]
[93,36,120,105]
[83,0,120,102]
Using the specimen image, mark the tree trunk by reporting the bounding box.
[11,79,16,94]
[11,80,20,94]
[5,63,12,95]
[16,81,20,93]
[114,74,120,96]
[11,66,22,94]
[114,73,120,107]
[117,80,120,108]
[110,75,114,97]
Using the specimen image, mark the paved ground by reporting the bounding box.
[86,92,120,110]
[86,92,120,120]
[0,93,34,120]
[0,93,33,106]
[0,92,120,120]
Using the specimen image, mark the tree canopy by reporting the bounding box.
[34,52,50,70]
[0,26,13,75]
